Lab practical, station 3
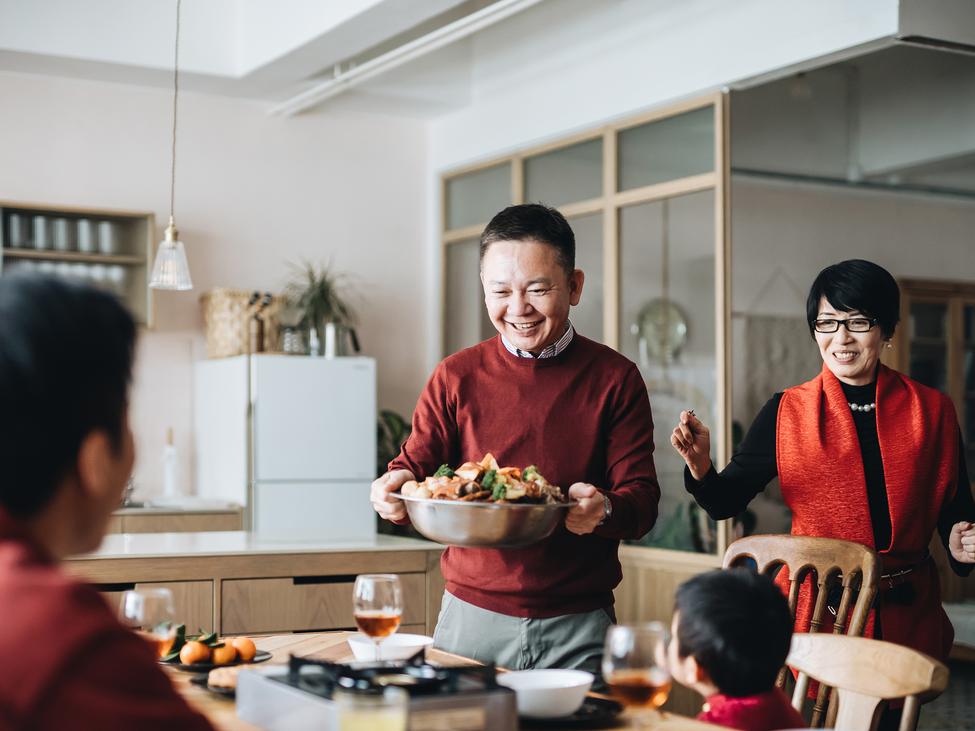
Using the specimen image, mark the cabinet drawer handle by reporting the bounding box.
[292,574,358,585]
[93,582,137,592]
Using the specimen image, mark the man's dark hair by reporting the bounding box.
[479,204,575,278]
[806,259,900,339]
[0,273,137,518]
[674,569,793,698]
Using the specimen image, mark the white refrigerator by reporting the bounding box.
[194,354,377,539]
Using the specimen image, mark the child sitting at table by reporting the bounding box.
[668,569,804,731]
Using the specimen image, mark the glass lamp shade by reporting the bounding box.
[149,220,193,290]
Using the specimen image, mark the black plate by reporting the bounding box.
[190,673,236,699]
[519,697,624,730]
[161,649,272,672]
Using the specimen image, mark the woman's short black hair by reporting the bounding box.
[806,259,900,339]
[0,273,136,518]
[674,569,793,698]
[479,203,575,279]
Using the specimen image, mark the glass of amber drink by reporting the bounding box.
[602,623,672,728]
[118,588,177,659]
[353,574,403,661]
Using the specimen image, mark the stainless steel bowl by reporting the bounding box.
[392,493,577,549]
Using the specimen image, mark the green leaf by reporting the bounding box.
[196,629,218,645]
[433,464,455,478]
[162,624,187,661]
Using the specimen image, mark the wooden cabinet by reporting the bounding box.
[69,544,446,638]
[221,573,426,635]
[0,202,154,326]
[107,509,243,534]
[98,580,214,634]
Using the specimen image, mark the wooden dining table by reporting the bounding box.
[165,631,733,731]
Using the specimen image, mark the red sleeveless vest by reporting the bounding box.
[776,363,959,662]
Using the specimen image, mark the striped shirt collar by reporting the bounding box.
[501,320,575,359]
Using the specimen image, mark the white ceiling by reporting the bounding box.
[0,0,488,111]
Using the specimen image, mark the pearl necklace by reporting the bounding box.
[849,401,876,412]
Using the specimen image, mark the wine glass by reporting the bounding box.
[602,623,672,728]
[118,588,177,659]
[353,574,403,661]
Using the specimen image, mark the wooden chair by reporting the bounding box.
[723,534,882,726]
[787,633,948,731]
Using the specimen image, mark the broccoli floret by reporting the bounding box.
[492,481,506,501]
[433,464,455,478]
[522,465,543,482]
[481,469,497,491]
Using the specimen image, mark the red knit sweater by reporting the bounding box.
[390,334,659,617]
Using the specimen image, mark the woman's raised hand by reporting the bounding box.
[671,410,712,482]
[949,521,975,564]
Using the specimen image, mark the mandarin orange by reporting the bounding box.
[231,637,257,662]
[180,640,211,665]
[211,643,237,665]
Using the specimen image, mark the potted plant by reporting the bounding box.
[284,259,358,356]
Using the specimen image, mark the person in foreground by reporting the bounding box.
[0,274,213,731]
[672,259,975,728]
[668,569,805,731]
[371,204,660,682]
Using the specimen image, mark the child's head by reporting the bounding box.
[670,569,793,698]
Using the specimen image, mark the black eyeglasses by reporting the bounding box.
[813,318,878,334]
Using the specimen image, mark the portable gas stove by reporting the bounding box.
[236,653,518,731]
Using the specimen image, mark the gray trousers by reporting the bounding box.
[432,591,616,691]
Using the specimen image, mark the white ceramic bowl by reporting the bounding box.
[496,669,594,718]
[347,633,435,662]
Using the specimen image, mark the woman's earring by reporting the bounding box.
[886,342,892,349]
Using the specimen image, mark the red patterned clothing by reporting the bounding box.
[699,688,805,731]
[390,334,659,618]
[0,510,214,731]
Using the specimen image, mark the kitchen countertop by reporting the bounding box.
[77,532,440,560]
[114,499,242,515]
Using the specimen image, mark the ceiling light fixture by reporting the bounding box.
[150,0,192,290]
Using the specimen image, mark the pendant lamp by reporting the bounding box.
[150,0,193,290]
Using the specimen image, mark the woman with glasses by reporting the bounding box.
[671,259,975,674]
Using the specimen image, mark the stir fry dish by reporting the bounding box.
[400,453,566,504]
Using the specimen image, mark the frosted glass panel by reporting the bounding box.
[445,239,495,356]
[619,190,716,553]
[525,138,603,208]
[446,163,511,231]
[618,106,714,191]
[568,212,603,343]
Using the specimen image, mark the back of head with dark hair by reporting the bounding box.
[806,259,900,339]
[0,273,137,518]
[674,569,793,697]
[479,204,575,278]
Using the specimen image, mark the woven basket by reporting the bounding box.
[200,288,289,359]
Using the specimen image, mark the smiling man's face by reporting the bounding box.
[480,239,584,356]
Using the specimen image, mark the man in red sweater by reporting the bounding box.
[0,274,213,731]
[371,204,659,681]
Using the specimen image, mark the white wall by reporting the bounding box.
[0,72,428,498]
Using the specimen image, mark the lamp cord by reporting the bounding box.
[170,0,180,223]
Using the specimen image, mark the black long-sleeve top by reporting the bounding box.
[686,380,975,577]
